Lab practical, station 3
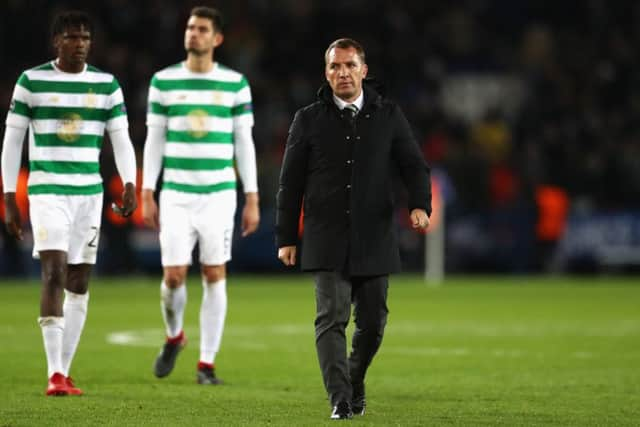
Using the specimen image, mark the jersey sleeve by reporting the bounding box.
[146,74,168,128]
[231,76,254,129]
[5,72,33,129]
[105,77,129,132]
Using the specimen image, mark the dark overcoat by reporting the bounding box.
[276,81,431,275]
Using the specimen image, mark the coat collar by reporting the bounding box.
[317,78,384,111]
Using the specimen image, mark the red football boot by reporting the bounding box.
[46,372,70,396]
[65,376,83,395]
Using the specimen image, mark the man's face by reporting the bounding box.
[54,25,91,66]
[325,47,368,102]
[184,15,222,55]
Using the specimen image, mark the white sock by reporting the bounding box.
[61,290,89,377]
[199,278,227,364]
[39,316,65,378]
[160,281,187,338]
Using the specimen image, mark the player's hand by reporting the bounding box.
[410,208,430,230]
[3,193,23,241]
[278,246,297,266]
[241,192,260,237]
[141,189,159,230]
[115,182,137,218]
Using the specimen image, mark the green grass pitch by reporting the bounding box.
[0,275,638,426]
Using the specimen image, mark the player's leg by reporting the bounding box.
[195,191,235,384]
[161,266,189,340]
[57,193,102,394]
[30,194,72,396]
[61,264,91,395]
[197,264,226,384]
[153,265,189,378]
[154,191,196,378]
[39,250,69,395]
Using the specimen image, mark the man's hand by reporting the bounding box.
[278,245,297,266]
[410,208,430,230]
[141,189,159,229]
[3,193,23,241]
[114,182,137,218]
[241,192,260,237]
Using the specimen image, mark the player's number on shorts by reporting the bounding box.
[88,226,99,248]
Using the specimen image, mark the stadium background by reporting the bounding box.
[2,0,640,276]
[0,2,639,425]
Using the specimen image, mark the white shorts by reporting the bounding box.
[159,189,236,267]
[29,193,103,264]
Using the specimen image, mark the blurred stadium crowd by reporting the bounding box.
[2,0,640,274]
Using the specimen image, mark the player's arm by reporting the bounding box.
[106,77,137,217]
[2,73,32,240]
[108,128,137,217]
[142,75,168,230]
[234,125,260,237]
[1,126,27,240]
[141,126,166,229]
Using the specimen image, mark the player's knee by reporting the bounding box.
[164,269,186,288]
[202,265,225,283]
[42,263,67,288]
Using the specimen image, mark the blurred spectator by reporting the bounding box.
[2,0,640,273]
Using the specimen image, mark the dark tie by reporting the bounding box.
[344,104,358,117]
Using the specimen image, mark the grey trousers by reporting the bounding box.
[313,271,389,406]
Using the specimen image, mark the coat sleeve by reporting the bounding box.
[390,104,432,215]
[276,109,309,247]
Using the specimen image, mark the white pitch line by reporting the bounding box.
[105,328,597,359]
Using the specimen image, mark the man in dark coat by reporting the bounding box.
[276,38,431,420]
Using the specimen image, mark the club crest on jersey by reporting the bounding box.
[85,89,97,108]
[9,98,16,112]
[187,109,209,138]
[57,112,82,143]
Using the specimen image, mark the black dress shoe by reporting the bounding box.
[330,401,353,420]
[351,382,366,415]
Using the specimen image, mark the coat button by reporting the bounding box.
[346,184,351,189]
[365,114,370,118]
[346,210,351,214]
[356,136,361,140]
[346,160,352,164]
[346,136,350,140]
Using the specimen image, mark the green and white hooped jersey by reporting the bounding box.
[5,61,128,195]
[147,62,254,194]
